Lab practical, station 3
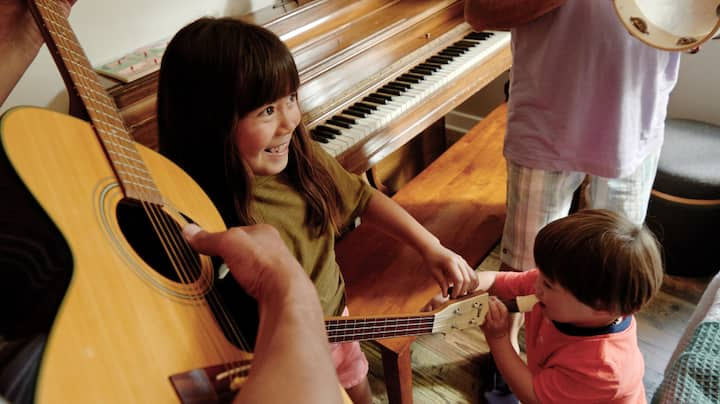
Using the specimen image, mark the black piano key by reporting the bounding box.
[315,125,341,135]
[398,74,422,84]
[364,95,388,104]
[396,76,417,84]
[326,118,351,129]
[313,129,337,140]
[387,81,411,89]
[377,87,401,96]
[343,108,366,118]
[311,128,335,139]
[417,63,440,71]
[410,67,434,76]
[311,134,330,143]
[403,72,424,80]
[466,32,492,40]
[355,102,377,111]
[333,115,356,124]
[422,61,444,69]
[454,40,476,48]
[439,50,462,57]
[383,85,408,94]
[428,56,451,65]
[371,92,392,100]
[349,105,373,115]
[446,45,468,53]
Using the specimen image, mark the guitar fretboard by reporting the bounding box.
[326,314,434,343]
[31,0,163,205]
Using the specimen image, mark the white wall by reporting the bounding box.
[667,41,720,126]
[2,0,273,115]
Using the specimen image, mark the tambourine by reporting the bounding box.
[613,0,720,51]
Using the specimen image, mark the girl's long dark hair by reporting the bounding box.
[157,17,342,236]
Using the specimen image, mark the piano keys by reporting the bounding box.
[309,30,509,160]
[100,0,512,174]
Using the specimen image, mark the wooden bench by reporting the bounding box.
[336,103,509,404]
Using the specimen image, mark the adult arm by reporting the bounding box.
[360,189,478,298]
[0,0,75,107]
[183,224,343,404]
[464,0,566,31]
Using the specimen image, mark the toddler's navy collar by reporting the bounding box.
[552,315,631,337]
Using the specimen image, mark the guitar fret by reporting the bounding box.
[92,118,134,142]
[124,180,160,193]
[36,1,64,18]
[116,169,157,186]
[100,136,138,157]
[114,160,151,176]
[86,106,127,128]
[107,149,146,165]
[95,126,136,146]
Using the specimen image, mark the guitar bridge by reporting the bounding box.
[169,360,252,403]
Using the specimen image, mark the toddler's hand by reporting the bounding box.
[481,297,510,341]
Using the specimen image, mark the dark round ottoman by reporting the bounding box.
[646,119,720,277]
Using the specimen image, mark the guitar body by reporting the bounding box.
[1,107,250,403]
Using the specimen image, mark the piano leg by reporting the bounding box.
[378,338,416,404]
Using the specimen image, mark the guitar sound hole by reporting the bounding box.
[116,200,200,284]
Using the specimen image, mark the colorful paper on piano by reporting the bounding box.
[94,38,169,83]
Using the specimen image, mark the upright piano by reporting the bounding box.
[101,1,511,403]
[103,0,511,175]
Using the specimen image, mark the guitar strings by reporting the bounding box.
[138,200,252,363]
[325,315,434,342]
[143,200,252,353]
[38,0,252,378]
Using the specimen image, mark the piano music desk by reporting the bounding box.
[336,103,509,404]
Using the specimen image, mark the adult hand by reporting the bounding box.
[0,0,75,44]
[0,0,76,107]
[183,223,307,301]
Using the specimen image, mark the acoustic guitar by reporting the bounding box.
[0,1,536,402]
[1,0,253,402]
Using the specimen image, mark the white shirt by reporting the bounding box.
[504,1,681,178]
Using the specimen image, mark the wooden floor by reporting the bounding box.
[363,245,713,403]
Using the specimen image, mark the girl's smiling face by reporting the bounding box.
[234,93,301,176]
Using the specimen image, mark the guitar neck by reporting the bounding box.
[27,0,163,205]
[325,313,436,344]
[324,294,539,343]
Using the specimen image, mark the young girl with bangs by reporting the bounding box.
[157,17,478,403]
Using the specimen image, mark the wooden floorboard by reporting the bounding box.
[364,245,713,403]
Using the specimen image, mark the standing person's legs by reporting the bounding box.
[584,149,660,224]
[501,161,586,272]
[500,162,585,349]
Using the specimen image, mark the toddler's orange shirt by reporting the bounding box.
[493,269,646,403]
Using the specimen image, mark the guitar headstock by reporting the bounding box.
[430,292,490,334]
